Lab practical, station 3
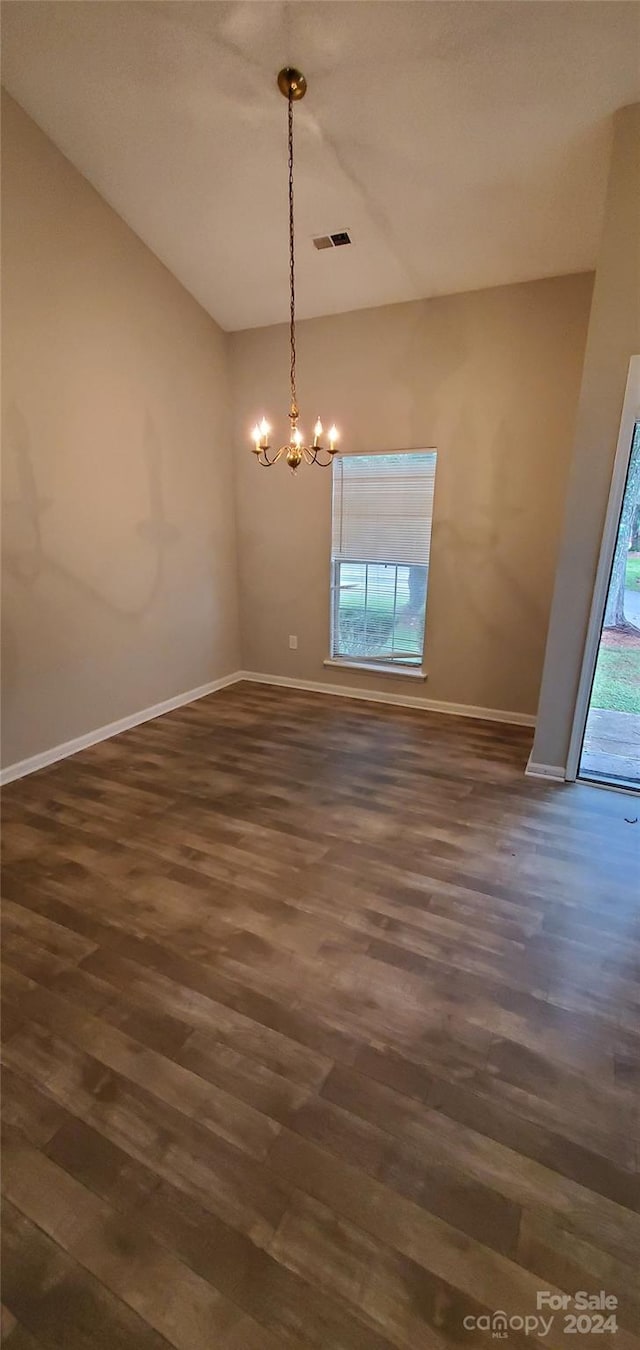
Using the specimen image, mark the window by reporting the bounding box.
[330,451,437,669]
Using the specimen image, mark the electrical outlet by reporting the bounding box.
[289,635,298,650]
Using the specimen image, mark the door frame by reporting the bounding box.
[566,355,640,782]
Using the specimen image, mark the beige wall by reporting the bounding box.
[1,89,605,762]
[1,92,240,769]
[231,274,592,717]
[532,104,640,771]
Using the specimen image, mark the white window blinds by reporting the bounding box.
[331,451,437,565]
[330,452,437,668]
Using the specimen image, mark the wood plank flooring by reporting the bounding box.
[1,680,639,1350]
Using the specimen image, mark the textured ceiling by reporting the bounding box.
[2,1,639,331]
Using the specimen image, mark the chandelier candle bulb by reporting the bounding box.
[248,67,343,472]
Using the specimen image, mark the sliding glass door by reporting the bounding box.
[578,419,640,789]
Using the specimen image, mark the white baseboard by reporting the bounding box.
[237,671,536,727]
[1,667,537,786]
[0,672,243,786]
[525,754,566,782]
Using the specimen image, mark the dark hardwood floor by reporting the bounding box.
[1,680,639,1350]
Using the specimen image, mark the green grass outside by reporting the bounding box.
[339,590,394,616]
[590,553,640,712]
[337,585,423,656]
[626,554,640,589]
[591,647,640,714]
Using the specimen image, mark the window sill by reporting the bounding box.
[323,658,427,681]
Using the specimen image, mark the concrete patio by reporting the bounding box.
[581,706,640,786]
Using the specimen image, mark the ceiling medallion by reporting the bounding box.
[250,67,340,472]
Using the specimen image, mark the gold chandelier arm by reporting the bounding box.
[257,445,286,467]
[308,447,336,468]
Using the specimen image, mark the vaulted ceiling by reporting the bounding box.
[2,1,639,331]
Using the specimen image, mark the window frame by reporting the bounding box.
[328,449,437,678]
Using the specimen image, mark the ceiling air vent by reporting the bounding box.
[313,231,352,250]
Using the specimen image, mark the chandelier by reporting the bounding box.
[250,67,340,472]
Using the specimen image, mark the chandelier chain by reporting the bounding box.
[249,68,340,471]
[288,91,297,418]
